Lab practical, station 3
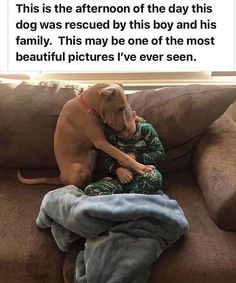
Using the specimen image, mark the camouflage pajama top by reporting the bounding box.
[104,122,165,174]
[85,122,165,196]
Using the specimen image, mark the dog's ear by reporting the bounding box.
[99,86,116,99]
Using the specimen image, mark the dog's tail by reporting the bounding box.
[17,170,62,185]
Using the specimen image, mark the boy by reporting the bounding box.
[84,111,165,196]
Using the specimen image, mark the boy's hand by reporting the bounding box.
[116,167,133,184]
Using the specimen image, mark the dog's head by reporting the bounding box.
[98,83,129,132]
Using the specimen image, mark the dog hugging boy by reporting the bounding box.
[84,109,165,196]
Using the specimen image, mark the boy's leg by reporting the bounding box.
[123,168,163,194]
[84,177,123,196]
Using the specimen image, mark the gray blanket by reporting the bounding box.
[36,185,188,283]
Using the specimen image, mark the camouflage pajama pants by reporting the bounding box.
[84,168,163,196]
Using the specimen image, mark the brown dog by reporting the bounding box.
[17,83,152,188]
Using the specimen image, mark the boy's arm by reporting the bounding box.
[102,128,120,174]
[102,151,120,175]
[135,124,165,166]
[101,150,134,183]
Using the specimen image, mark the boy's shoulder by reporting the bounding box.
[138,122,158,137]
[138,122,155,131]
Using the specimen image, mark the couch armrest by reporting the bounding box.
[193,114,236,231]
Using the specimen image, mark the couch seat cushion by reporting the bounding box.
[148,172,236,283]
[0,169,65,283]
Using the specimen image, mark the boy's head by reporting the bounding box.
[117,111,136,139]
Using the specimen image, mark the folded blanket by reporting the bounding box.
[36,185,188,283]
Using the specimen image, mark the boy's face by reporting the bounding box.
[117,114,136,139]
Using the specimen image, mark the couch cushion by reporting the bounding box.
[227,101,236,122]
[159,135,201,172]
[193,114,236,231]
[0,78,23,92]
[1,83,236,171]
[128,85,236,148]
[0,169,65,283]
[148,172,236,283]
[128,85,236,171]
[0,80,81,168]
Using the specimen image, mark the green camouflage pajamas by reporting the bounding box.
[84,122,165,196]
[85,169,163,195]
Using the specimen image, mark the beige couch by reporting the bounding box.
[0,79,236,283]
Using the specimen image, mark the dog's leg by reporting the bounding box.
[60,162,91,189]
[83,121,152,175]
[87,149,97,172]
[95,139,152,175]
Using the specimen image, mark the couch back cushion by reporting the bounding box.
[0,82,236,170]
[0,80,80,168]
[128,85,236,171]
